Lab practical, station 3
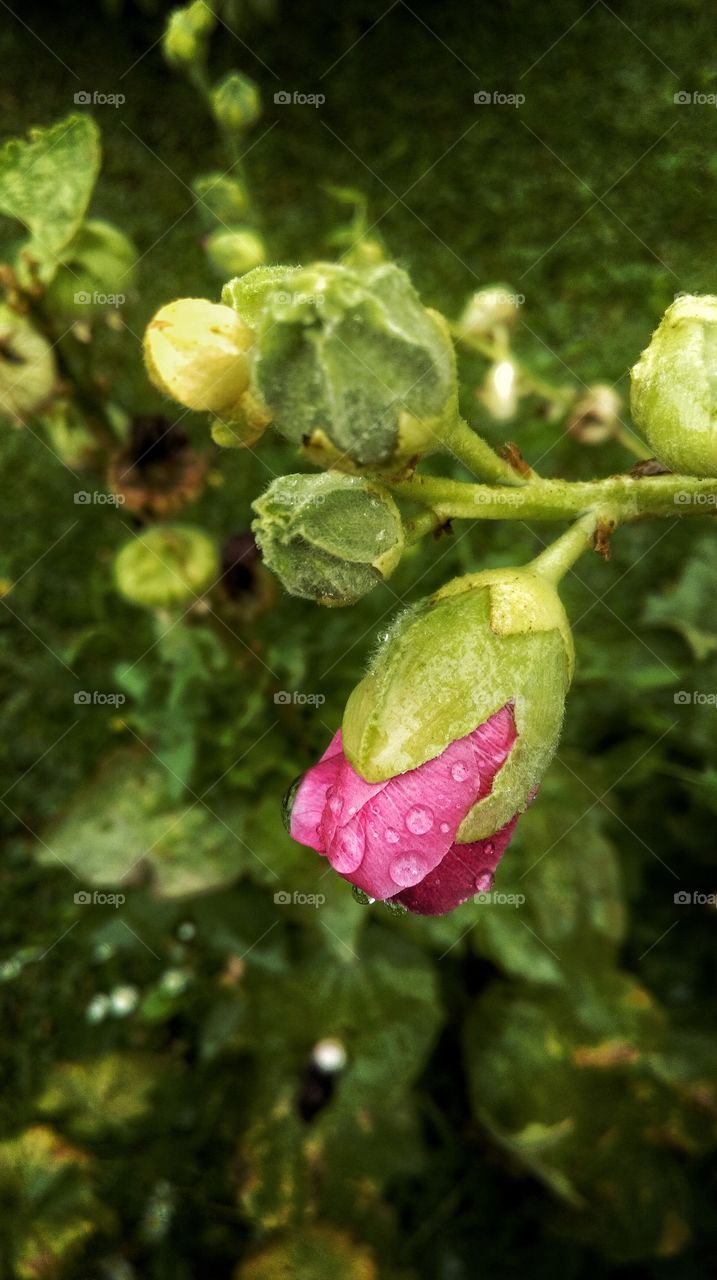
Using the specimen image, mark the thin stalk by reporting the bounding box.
[438,415,528,487]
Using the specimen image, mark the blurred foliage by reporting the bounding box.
[0,1,716,1278]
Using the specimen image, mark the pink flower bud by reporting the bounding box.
[287,704,525,915]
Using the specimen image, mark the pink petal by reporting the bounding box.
[326,704,517,900]
[391,810,521,915]
[290,730,345,852]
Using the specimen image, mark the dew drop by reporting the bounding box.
[474,870,494,894]
[328,791,343,818]
[451,762,469,783]
[385,828,400,844]
[390,853,425,887]
[331,825,364,873]
[405,805,434,835]
[440,822,450,834]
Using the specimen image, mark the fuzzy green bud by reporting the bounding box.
[45,219,137,316]
[144,298,253,416]
[163,1,214,67]
[114,524,218,609]
[205,228,266,278]
[0,305,56,420]
[225,261,458,472]
[193,173,250,226]
[630,294,717,477]
[343,567,574,839]
[210,72,261,133]
[252,472,405,606]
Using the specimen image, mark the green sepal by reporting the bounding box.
[343,569,573,838]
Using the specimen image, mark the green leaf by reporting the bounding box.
[37,1053,163,1138]
[0,115,101,282]
[237,1224,378,1280]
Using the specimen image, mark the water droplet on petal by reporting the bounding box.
[440,822,450,834]
[331,824,364,873]
[474,870,494,894]
[390,852,425,887]
[405,805,434,835]
[385,828,400,843]
[328,792,343,818]
[451,762,469,783]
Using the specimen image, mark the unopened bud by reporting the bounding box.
[114,524,218,608]
[0,305,56,421]
[568,384,622,445]
[204,228,266,279]
[144,298,253,416]
[457,284,520,339]
[209,72,261,133]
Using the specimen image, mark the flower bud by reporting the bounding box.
[144,298,253,416]
[114,524,218,608]
[204,228,266,279]
[244,261,458,471]
[343,566,573,840]
[193,173,250,226]
[162,1,214,68]
[45,219,137,316]
[630,294,717,477]
[457,284,520,339]
[287,568,573,914]
[567,384,622,445]
[252,472,405,606]
[209,72,261,133]
[211,388,271,448]
[0,304,56,421]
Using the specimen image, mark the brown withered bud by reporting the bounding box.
[108,414,207,517]
[219,531,276,618]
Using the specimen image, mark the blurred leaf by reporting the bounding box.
[235,1223,378,1280]
[37,1053,163,1138]
[0,1126,110,1279]
[0,115,100,281]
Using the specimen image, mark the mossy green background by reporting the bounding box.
[1,1,716,1277]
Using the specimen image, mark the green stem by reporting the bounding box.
[403,508,443,544]
[391,472,717,523]
[529,511,604,583]
[437,416,528,487]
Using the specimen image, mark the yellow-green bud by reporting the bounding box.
[238,261,458,472]
[163,1,214,68]
[114,524,218,609]
[343,567,574,839]
[252,472,405,606]
[193,173,250,226]
[0,305,56,421]
[630,294,717,477]
[209,71,261,133]
[210,388,271,448]
[144,298,253,416]
[205,228,266,279]
[45,219,137,317]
